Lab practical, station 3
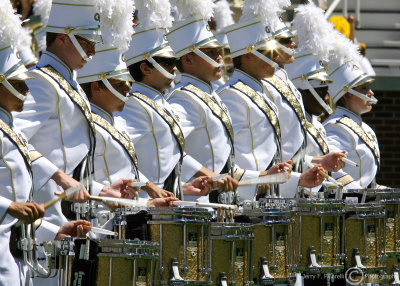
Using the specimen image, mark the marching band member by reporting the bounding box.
[323,29,380,189]
[217,0,321,200]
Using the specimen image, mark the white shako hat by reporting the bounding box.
[46,0,126,62]
[77,0,134,102]
[124,0,176,80]
[31,0,52,56]
[0,1,33,101]
[286,1,335,114]
[166,0,222,68]
[327,23,375,104]
[213,0,235,49]
[223,0,281,69]
[77,43,133,102]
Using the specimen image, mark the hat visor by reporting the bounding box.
[309,71,333,84]
[275,30,295,39]
[352,74,375,88]
[76,33,103,44]
[256,39,280,52]
[109,72,134,83]
[153,45,176,58]
[198,38,223,49]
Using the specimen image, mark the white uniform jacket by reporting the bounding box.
[324,107,378,188]
[0,107,32,286]
[13,51,93,228]
[115,82,202,190]
[168,74,259,202]
[262,68,307,163]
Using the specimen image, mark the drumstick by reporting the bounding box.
[212,173,229,181]
[305,162,342,188]
[128,182,147,188]
[238,172,290,186]
[44,185,82,209]
[342,157,359,167]
[82,225,118,236]
[54,192,140,207]
[173,201,237,209]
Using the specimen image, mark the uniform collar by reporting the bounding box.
[37,51,76,83]
[230,69,264,94]
[180,73,213,95]
[131,82,165,103]
[90,103,114,125]
[0,107,13,126]
[335,106,362,125]
[275,67,288,82]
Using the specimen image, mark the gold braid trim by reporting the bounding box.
[182,84,234,143]
[131,92,185,157]
[336,174,355,186]
[304,121,329,155]
[264,75,307,135]
[92,114,138,168]
[338,116,380,166]
[0,119,32,171]
[39,66,95,134]
[29,150,43,162]
[232,80,281,146]
[233,168,245,181]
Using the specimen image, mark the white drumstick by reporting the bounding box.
[342,157,359,167]
[212,173,229,181]
[173,201,236,209]
[129,182,147,188]
[305,162,342,188]
[83,226,118,237]
[238,172,290,186]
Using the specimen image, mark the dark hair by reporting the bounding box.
[232,56,242,69]
[80,81,106,100]
[176,57,184,72]
[128,60,153,82]
[46,32,59,49]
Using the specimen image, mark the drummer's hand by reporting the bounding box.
[55,220,91,240]
[100,178,139,199]
[7,202,45,224]
[298,165,324,188]
[212,175,238,193]
[147,197,180,207]
[257,184,270,195]
[141,181,174,198]
[319,151,346,172]
[51,169,90,202]
[261,160,293,176]
[183,176,213,196]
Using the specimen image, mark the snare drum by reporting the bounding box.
[147,207,213,284]
[210,222,254,285]
[293,198,345,274]
[344,203,386,276]
[95,239,159,286]
[242,199,295,284]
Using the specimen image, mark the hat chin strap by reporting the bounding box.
[348,88,378,104]
[68,33,93,62]
[304,79,333,115]
[251,50,279,69]
[192,48,221,68]
[2,80,27,101]
[147,56,175,80]
[101,79,128,102]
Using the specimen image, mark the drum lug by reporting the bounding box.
[169,258,184,283]
[352,248,365,269]
[218,272,228,286]
[391,265,400,284]
[259,257,274,279]
[308,246,321,268]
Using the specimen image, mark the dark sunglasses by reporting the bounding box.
[278,37,294,45]
[154,57,178,67]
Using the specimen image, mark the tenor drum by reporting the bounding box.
[344,202,386,277]
[147,207,213,285]
[210,222,254,285]
[293,198,345,274]
[241,199,295,284]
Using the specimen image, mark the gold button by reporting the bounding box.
[189,45,195,52]
[0,74,5,83]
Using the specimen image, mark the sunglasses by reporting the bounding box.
[278,37,294,45]
[154,57,178,68]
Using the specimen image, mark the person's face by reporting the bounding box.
[60,34,96,71]
[301,85,330,116]
[192,47,222,82]
[151,57,178,92]
[343,83,374,115]
[107,79,131,112]
[275,37,295,66]
[0,79,28,112]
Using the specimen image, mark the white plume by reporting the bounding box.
[292,1,335,61]
[214,0,234,32]
[33,0,51,26]
[136,0,173,29]
[171,0,216,21]
[240,0,289,30]
[329,28,362,65]
[95,0,135,52]
[0,0,24,49]
[18,26,34,53]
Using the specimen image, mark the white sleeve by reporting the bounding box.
[0,196,13,224]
